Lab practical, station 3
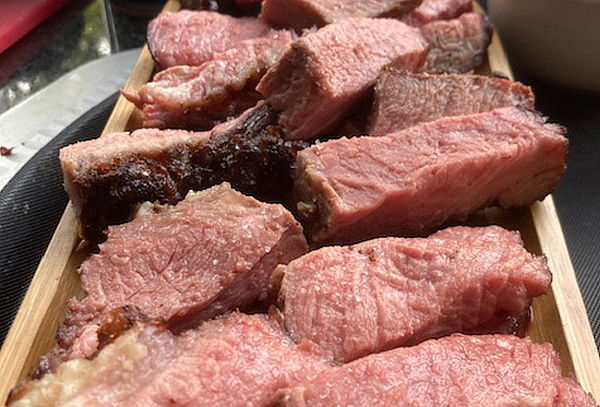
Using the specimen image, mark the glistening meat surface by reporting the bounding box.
[12,313,329,407]
[260,0,422,31]
[403,0,472,26]
[275,226,551,362]
[368,70,535,135]
[272,334,597,407]
[147,11,270,68]
[38,183,306,375]
[294,107,567,244]
[256,17,429,140]
[123,31,294,130]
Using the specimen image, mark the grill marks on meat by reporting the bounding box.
[274,226,550,363]
[123,31,294,130]
[369,70,535,135]
[13,313,330,407]
[257,18,429,140]
[260,0,422,31]
[403,0,473,27]
[40,183,307,374]
[294,107,567,244]
[272,334,597,407]
[60,103,304,242]
[421,12,492,73]
[147,11,270,68]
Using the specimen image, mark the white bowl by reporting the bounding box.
[488,0,600,92]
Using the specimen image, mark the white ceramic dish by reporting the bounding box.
[488,0,600,92]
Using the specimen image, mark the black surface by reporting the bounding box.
[0,93,118,344]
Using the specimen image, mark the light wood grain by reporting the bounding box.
[1,1,599,404]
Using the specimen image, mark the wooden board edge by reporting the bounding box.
[531,197,600,397]
[0,206,79,402]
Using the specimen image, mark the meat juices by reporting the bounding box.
[272,334,597,407]
[147,11,270,68]
[273,226,551,362]
[39,183,306,374]
[420,12,492,73]
[403,0,473,27]
[368,70,535,136]
[11,313,329,407]
[60,103,303,242]
[256,17,429,140]
[123,31,294,130]
[260,0,422,31]
[294,107,567,244]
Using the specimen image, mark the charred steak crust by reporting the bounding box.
[62,104,305,242]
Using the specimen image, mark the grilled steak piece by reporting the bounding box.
[272,334,597,407]
[368,70,535,136]
[403,0,473,26]
[421,12,492,73]
[257,18,429,141]
[123,31,293,130]
[41,183,307,374]
[147,11,270,68]
[13,313,329,407]
[273,226,550,362]
[260,0,422,31]
[60,103,304,242]
[294,107,567,244]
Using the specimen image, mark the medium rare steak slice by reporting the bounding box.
[273,226,551,362]
[403,0,473,27]
[260,0,422,31]
[368,70,535,135]
[122,31,294,130]
[13,313,330,407]
[294,107,567,244]
[272,334,597,407]
[420,12,492,73]
[60,103,304,242]
[42,183,307,374]
[147,11,270,68]
[256,18,429,140]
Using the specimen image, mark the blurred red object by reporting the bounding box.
[0,0,71,55]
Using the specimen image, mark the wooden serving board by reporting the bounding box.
[1,1,599,404]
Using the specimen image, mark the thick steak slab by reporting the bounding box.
[272,334,597,407]
[275,226,550,362]
[39,183,307,375]
[148,11,270,68]
[403,0,472,27]
[60,103,303,242]
[260,0,422,31]
[294,107,567,244]
[421,12,492,73]
[13,313,329,407]
[256,18,428,140]
[123,31,294,130]
[369,70,535,136]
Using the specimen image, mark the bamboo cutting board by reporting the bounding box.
[0,1,599,404]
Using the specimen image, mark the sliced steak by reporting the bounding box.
[41,183,307,374]
[368,70,535,136]
[274,226,550,362]
[403,0,473,27]
[13,313,329,407]
[260,0,422,31]
[60,103,304,242]
[294,107,567,244]
[421,12,492,73]
[147,11,271,68]
[272,334,597,407]
[256,18,429,140]
[123,31,294,130]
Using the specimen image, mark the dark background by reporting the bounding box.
[0,0,598,347]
